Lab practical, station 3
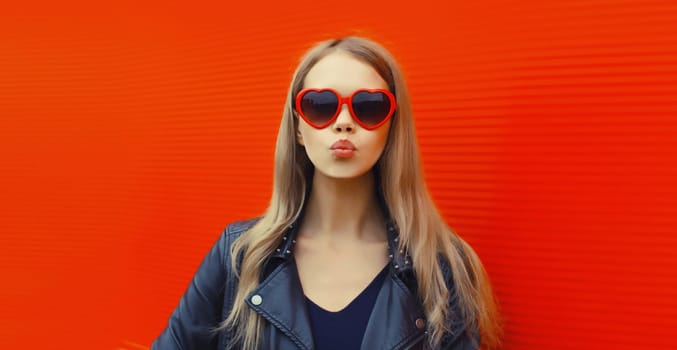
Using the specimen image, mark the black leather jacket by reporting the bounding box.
[152,217,479,350]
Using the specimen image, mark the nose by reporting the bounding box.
[332,103,356,133]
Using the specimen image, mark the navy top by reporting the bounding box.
[305,265,389,350]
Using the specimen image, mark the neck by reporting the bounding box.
[300,170,386,242]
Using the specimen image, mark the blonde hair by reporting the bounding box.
[218,36,502,349]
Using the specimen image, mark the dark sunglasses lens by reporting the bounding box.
[300,91,339,126]
[352,91,392,126]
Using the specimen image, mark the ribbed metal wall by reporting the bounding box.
[1,1,676,349]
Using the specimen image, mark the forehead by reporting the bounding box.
[303,51,388,95]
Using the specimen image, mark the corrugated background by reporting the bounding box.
[1,0,676,349]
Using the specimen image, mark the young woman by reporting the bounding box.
[152,36,501,350]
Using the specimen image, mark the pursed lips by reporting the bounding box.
[330,139,356,150]
[329,140,357,159]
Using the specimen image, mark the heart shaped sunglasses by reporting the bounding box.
[294,88,396,130]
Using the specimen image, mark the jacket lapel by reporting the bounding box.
[361,214,427,350]
[360,271,427,350]
[246,258,314,350]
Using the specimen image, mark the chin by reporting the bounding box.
[316,167,374,180]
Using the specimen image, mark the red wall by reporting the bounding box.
[1,1,676,349]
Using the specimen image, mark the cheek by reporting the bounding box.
[298,123,329,154]
[298,123,316,146]
[360,126,390,162]
[373,122,391,149]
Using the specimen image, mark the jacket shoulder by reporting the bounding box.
[223,216,262,238]
[150,217,262,350]
[220,216,263,272]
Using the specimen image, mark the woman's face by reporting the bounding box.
[296,51,392,180]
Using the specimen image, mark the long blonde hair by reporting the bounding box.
[219,36,502,349]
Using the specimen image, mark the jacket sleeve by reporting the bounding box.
[151,227,230,350]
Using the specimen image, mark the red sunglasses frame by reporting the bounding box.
[294,88,396,130]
